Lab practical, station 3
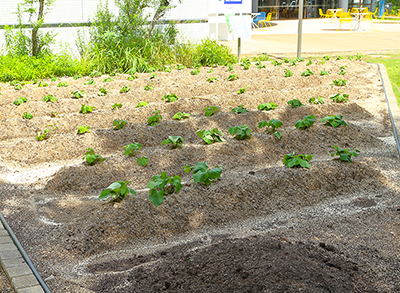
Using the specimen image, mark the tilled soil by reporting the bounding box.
[0,60,399,292]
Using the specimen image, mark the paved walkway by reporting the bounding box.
[222,19,400,55]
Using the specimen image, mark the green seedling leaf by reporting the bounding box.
[79,104,96,114]
[99,180,135,202]
[77,125,91,134]
[113,119,128,130]
[43,95,57,103]
[13,96,28,106]
[147,172,182,207]
[331,79,347,86]
[38,81,48,87]
[323,55,330,61]
[120,86,131,93]
[136,101,148,108]
[89,70,102,78]
[149,73,157,79]
[98,87,108,96]
[301,68,314,76]
[287,99,304,108]
[103,77,114,82]
[283,152,313,169]
[83,147,105,165]
[308,96,325,104]
[337,56,343,60]
[331,145,359,163]
[184,162,223,186]
[284,69,293,77]
[196,128,226,144]
[172,112,190,120]
[321,114,348,127]
[22,112,33,119]
[128,74,138,80]
[203,106,219,116]
[112,103,122,109]
[289,60,297,66]
[329,93,349,103]
[147,109,162,126]
[84,79,96,85]
[232,105,248,114]
[207,68,214,73]
[306,59,312,66]
[162,136,184,149]
[207,76,218,83]
[228,125,252,140]
[177,64,185,70]
[57,81,69,87]
[145,84,154,91]
[73,74,82,80]
[123,143,142,156]
[271,60,282,66]
[162,93,178,102]
[295,114,316,130]
[190,68,200,75]
[258,119,283,139]
[227,64,234,71]
[36,123,57,141]
[137,156,148,167]
[320,70,329,76]
[72,90,85,98]
[257,102,277,111]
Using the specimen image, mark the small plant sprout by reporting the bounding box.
[147,172,182,207]
[306,59,312,66]
[127,74,139,80]
[177,64,185,70]
[301,68,315,76]
[227,64,234,71]
[120,86,131,93]
[77,125,91,134]
[229,125,252,140]
[123,143,142,156]
[162,93,178,102]
[57,81,69,87]
[149,73,157,79]
[84,79,96,85]
[79,104,96,114]
[241,58,251,70]
[99,180,136,202]
[144,84,154,90]
[148,109,162,126]
[339,66,347,75]
[196,128,226,144]
[289,60,297,66]
[23,112,33,119]
[43,95,57,103]
[10,80,20,86]
[257,63,266,69]
[51,77,58,82]
[295,57,305,62]
[323,55,330,61]
[89,70,102,77]
[164,66,172,72]
[356,53,363,60]
[83,147,105,165]
[207,68,214,73]
[258,102,278,111]
[258,119,283,139]
[295,114,316,130]
[331,79,347,86]
[38,81,48,87]
[172,112,190,120]
[331,145,359,163]
[112,103,123,109]
[137,156,149,167]
[73,74,82,80]
[283,58,290,63]
[287,99,304,108]
[184,162,223,186]
[162,136,184,149]
[336,56,343,60]
[203,106,219,116]
[136,101,148,108]
[113,119,128,130]
[237,85,248,94]
[97,87,108,96]
[329,93,349,103]
[14,83,22,90]
[50,111,59,118]
[207,76,218,83]
[72,90,85,98]
[283,152,313,169]
[103,77,114,82]
[36,123,57,141]
[284,69,293,77]
[271,60,282,66]
[309,96,325,104]
[190,68,200,75]
[321,115,348,127]
[232,105,248,114]
[13,96,28,106]
[320,70,329,76]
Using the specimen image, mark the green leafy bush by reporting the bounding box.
[113,119,128,130]
[77,125,91,134]
[329,93,349,103]
[172,112,190,120]
[79,104,96,114]
[258,119,283,139]
[43,95,57,103]
[229,125,252,140]
[99,180,136,202]
[321,115,348,127]
[196,128,226,144]
[23,112,33,119]
[331,145,359,163]
[123,143,142,156]
[162,93,178,102]
[136,101,148,108]
[203,106,219,116]
[309,96,325,104]
[147,172,182,207]
[137,156,148,167]
[112,103,122,109]
[184,162,223,186]
[13,96,28,106]
[232,105,248,114]
[162,136,184,149]
[287,99,304,108]
[72,90,85,98]
[283,152,313,169]
[295,114,316,129]
[148,109,162,126]
[258,102,277,111]
[36,123,57,141]
[196,38,236,66]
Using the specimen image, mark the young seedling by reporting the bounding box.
[284,69,293,77]
[72,90,85,99]
[123,143,142,156]
[112,103,123,109]
[207,68,214,73]
[50,111,59,118]
[83,147,105,165]
[295,114,316,130]
[232,105,248,114]
[257,63,266,69]
[38,81,48,87]
[356,53,363,60]
[348,55,355,60]
[147,172,182,207]
[13,96,28,106]
[196,128,226,144]
[89,70,102,77]
[203,106,219,116]
[73,74,82,80]
[36,123,57,141]
[323,55,330,61]
[98,87,108,96]
[23,112,33,119]
[43,95,57,103]
[120,86,131,93]
[336,56,343,60]
[148,109,162,126]
[10,80,21,86]
[77,125,91,134]
[339,66,347,75]
[331,145,359,163]
[99,180,136,202]
[57,81,69,87]
[283,58,290,63]
[258,119,283,139]
[84,79,96,85]
[127,74,138,80]
[306,59,312,66]
[287,99,304,108]
[320,70,329,76]
[309,96,325,104]
[113,119,128,130]
[289,60,297,66]
[321,115,348,127]
[177,64,185,70]
[271,60,282,66]
[229,125,252,140]
[149,73,157,79]
[207,76,218,83]
[137,156,149,167]
[14,84,23,90]
[184,162,223,186]
[164,66,172,72]
[331,79,347,86]
[162,136,184,149]
[241,58,251,70]
[227,64,234,71]
[172,112,190,120]
[329,93,349,103]
[103,77,114,82]
[144,84,154,91]
[79,104,96,114]
[301,68,314,76]
[283,152,313,169]
[190,68,200,75]
[295,57,305,62]
[162,93,178,102]
[258,102,278,111]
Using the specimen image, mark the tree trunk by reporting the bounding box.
[145,0,170,39]
[32,0,45,56]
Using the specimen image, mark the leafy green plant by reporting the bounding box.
[89,70,102,78]
[123,143,142,156]
[331,79,347,86]
[147,172,182,207]
[232,105,248,114]
[289,60,297,66]
[112,103,122,109]
[258,119,283,139]
[162,93,178,102]
[207,68,213,73]
[36,123,57,141]
[258,102,277,111]
[149,73,157,79]
[177,64,185,70]
[308,96,325,104]
[79,104,96,114]
[57,81,69,87]
[295,114,315,130]
[203,106,219,116]
[172,112,190,120]
[207,76,218,83]
[23,112,33,119]
[144,84,154,90]
[184,162,223,186]
[38,81,48,87]
[196,128,226,144]
[84,79,96,85]
[339,66,346,75]
[137,156,148,167]
[51,77,57,82]
[77,125,91,134]
[301,68,314,76]
[229,125,252,140]
[73,74,82,80]
[227,64,234,71]
[99,180,135,202]
[331,145,359,163]
[148,109,162,126]
[348,55,354,60]
[257,63,266,69]
[14,84,22,90]
[356,53,363,60]
[103,77,114,82]
[336,56,343,60]
[98,87,108,96]
[164,66,172,72]
[306,59,312,66]
[10,80,20,86]
[72,90,85,98]
[43,94,57,103]
[271,60,282,66]
[190,68,200,75]
[283,152,313,169]
[127,74,138,80]
[320,70,329,76]
[136,101,148,108]
[50,111,59,118]
[120,86,131,93]
[283,58,290,63]
[287,99,304,108]
[329,93,349,103]
[284,69,293,77]
[113,119,128,130]
[162,136,184,149]
[13,96,28,106]
[295,57,305,62]
[323,55,330,61]
[321,115,348,127]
